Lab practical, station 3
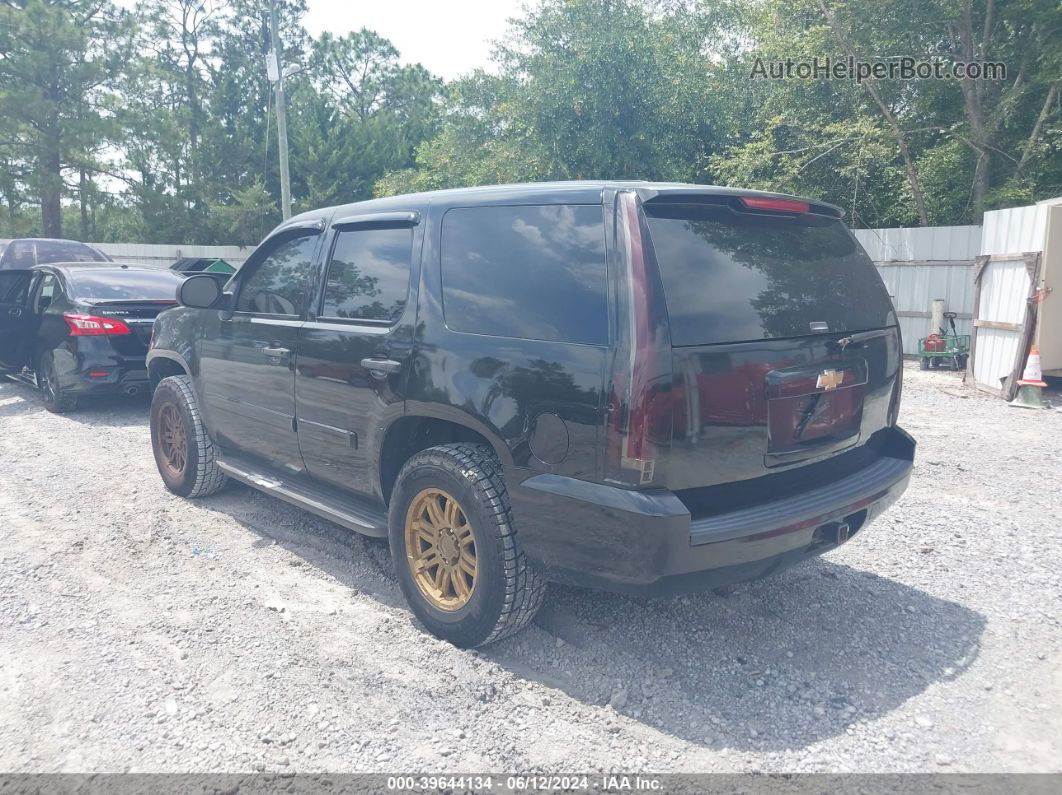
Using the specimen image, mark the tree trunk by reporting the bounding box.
[79,168,89,240]
[40,131,63,238]
[957,1,991,216]
[1017,83,1059,175]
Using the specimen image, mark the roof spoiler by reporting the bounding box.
[637,187,844,219]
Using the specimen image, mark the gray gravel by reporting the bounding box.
[0,363,1060,773]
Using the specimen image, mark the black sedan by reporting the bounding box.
[0,263,184,412]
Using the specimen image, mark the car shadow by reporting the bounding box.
[0,377,151,426]
[197,482,984,753]
[490,562,983,751]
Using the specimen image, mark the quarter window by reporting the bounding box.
[440,205,608,345]
[34,274,59,314]
[321,227,413,322]
[235,235,318,316]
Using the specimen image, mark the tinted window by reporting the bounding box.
[67,269,183,301]
[235,235,318,316]
[441,205,607,344]
[322,227,412,322]
[0,271,31,304]
[0,240,109,268]
[643,204,895,346]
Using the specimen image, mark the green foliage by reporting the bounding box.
[211,179,277,245]
[706,0,1062,225]
[376,0,727,195]
[1,0,1059,241]
[0,0,132,236]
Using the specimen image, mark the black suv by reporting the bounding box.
[147,181,915,647]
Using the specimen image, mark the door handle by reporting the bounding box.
[5,307,20,318]
[360,357,402,377]
[263,346,290,358]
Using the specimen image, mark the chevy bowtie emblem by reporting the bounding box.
[816,369,844,391]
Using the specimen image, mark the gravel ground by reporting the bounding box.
[0,362,1060,774]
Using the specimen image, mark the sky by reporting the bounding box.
[302,0,529,80]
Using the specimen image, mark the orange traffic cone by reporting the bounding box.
[1009,344,1048,409]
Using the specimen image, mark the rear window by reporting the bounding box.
[0,240,110,268]
[67,269,183,301]
[643,204,894,346]
[322,227,413,322]
[441,205,608,345]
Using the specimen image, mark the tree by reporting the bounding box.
[0,0,131,236]
[377,0,725,195]
[292,28,441,208]
[211,178,276,244]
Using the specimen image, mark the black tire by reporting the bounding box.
[150,374,227,498]
[38,352,78,413]
[919,357,929,370]
[388,443,546,648]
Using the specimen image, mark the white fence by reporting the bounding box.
[92,242,252,269]
[853,226,982,355]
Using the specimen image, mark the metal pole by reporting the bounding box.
[268,0,291,220]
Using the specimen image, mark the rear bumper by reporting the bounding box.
[53,346,150,396]
[508,427,914,595]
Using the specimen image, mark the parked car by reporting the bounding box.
[146,181,915,647]
[0,237,111,270]
[0,263,183,411]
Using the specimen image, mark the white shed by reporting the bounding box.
[970,198,1062,397]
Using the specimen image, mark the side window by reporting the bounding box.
[235,235,318,316]
[0,271,31,304]
[441,205,608,345]
[321,227,413,322]
[33,274,59,314]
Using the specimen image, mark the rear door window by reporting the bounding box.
[441,205,607,345]
[643,203,895,346]
[321,227,413,323]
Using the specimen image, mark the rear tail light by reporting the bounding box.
[63,313,132,336]
[739,196,810,213]
[604,192,673,486]
[888,328,903,425]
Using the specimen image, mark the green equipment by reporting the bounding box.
[917,311,970,371]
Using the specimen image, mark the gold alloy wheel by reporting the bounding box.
[404,488,477,611]
[157,403,188,478]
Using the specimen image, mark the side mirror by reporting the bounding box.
[178,273,223,309]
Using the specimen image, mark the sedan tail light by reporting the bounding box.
[63,313,132,336]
